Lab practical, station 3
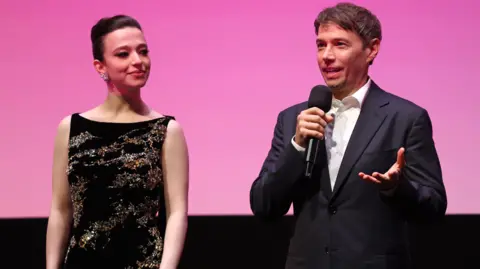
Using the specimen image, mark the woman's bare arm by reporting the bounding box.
[159,120,189,269]
[46,116,73,269]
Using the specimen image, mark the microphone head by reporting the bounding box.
[308,85,332,112]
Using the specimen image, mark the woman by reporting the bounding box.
[46,15,189,269]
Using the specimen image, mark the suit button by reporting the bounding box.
[325,247,329,254]
[328,206,337,214]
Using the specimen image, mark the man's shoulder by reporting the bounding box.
[384,91,427,115]
[374,83,427,118]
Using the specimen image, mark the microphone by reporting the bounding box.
[305,85,332,178]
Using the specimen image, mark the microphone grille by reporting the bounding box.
[308,85,332,112]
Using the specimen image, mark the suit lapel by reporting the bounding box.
[331,82,390,199]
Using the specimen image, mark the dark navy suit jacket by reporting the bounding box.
[250,81,447,269]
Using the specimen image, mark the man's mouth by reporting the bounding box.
[323,67,343,72]
[323,67,343,78]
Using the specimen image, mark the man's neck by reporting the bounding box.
[333,77,370,100]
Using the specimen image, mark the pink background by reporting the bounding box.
[0,0,478,217]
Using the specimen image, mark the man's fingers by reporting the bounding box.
[325,114,334,124]
[302,115,328,128]
[299,127,324,140]
[387,168,401,179]
[372,172,390,181]
[359,171,393,183]
[300,108,333,126]
[396,147,405,169]
[308,107,326,117]
[301,122,325,134]
[359,172,381,184]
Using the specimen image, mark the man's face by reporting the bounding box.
[316,23,379,98]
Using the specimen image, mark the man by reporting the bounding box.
[249,3,447,269]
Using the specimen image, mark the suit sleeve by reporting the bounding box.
[381,109,447,223]
[249,111,307,219]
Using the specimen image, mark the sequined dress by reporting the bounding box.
[63,113,174,269]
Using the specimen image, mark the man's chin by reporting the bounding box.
[325,80,345,90]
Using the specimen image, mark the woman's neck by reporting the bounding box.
[100,84,150,116]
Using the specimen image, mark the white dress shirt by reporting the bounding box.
[292,79,371,190]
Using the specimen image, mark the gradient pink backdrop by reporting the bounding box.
[0,0,478,217]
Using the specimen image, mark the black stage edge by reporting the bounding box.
[1,215,478,269]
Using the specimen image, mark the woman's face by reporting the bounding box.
[95,27,151,92]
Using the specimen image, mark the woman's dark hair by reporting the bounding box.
[90,15,142,62]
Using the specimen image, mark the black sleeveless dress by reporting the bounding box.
[63,113,174,268]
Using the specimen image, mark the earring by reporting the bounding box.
[100,73,109,81]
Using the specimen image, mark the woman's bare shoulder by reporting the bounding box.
[57,114,73,132]
[57,107,96,132]
[52,114,74,145]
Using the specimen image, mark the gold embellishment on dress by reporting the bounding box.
[69,131,98,148]
[147,166,163,188]
[135,227,163,268]
[70,176,88,227]
[124,155,149,170]
[79,231,96,249]
[63,236,76,263]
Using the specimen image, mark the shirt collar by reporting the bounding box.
[332,78,371,110]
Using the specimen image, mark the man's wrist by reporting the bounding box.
[291,136,306,152]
